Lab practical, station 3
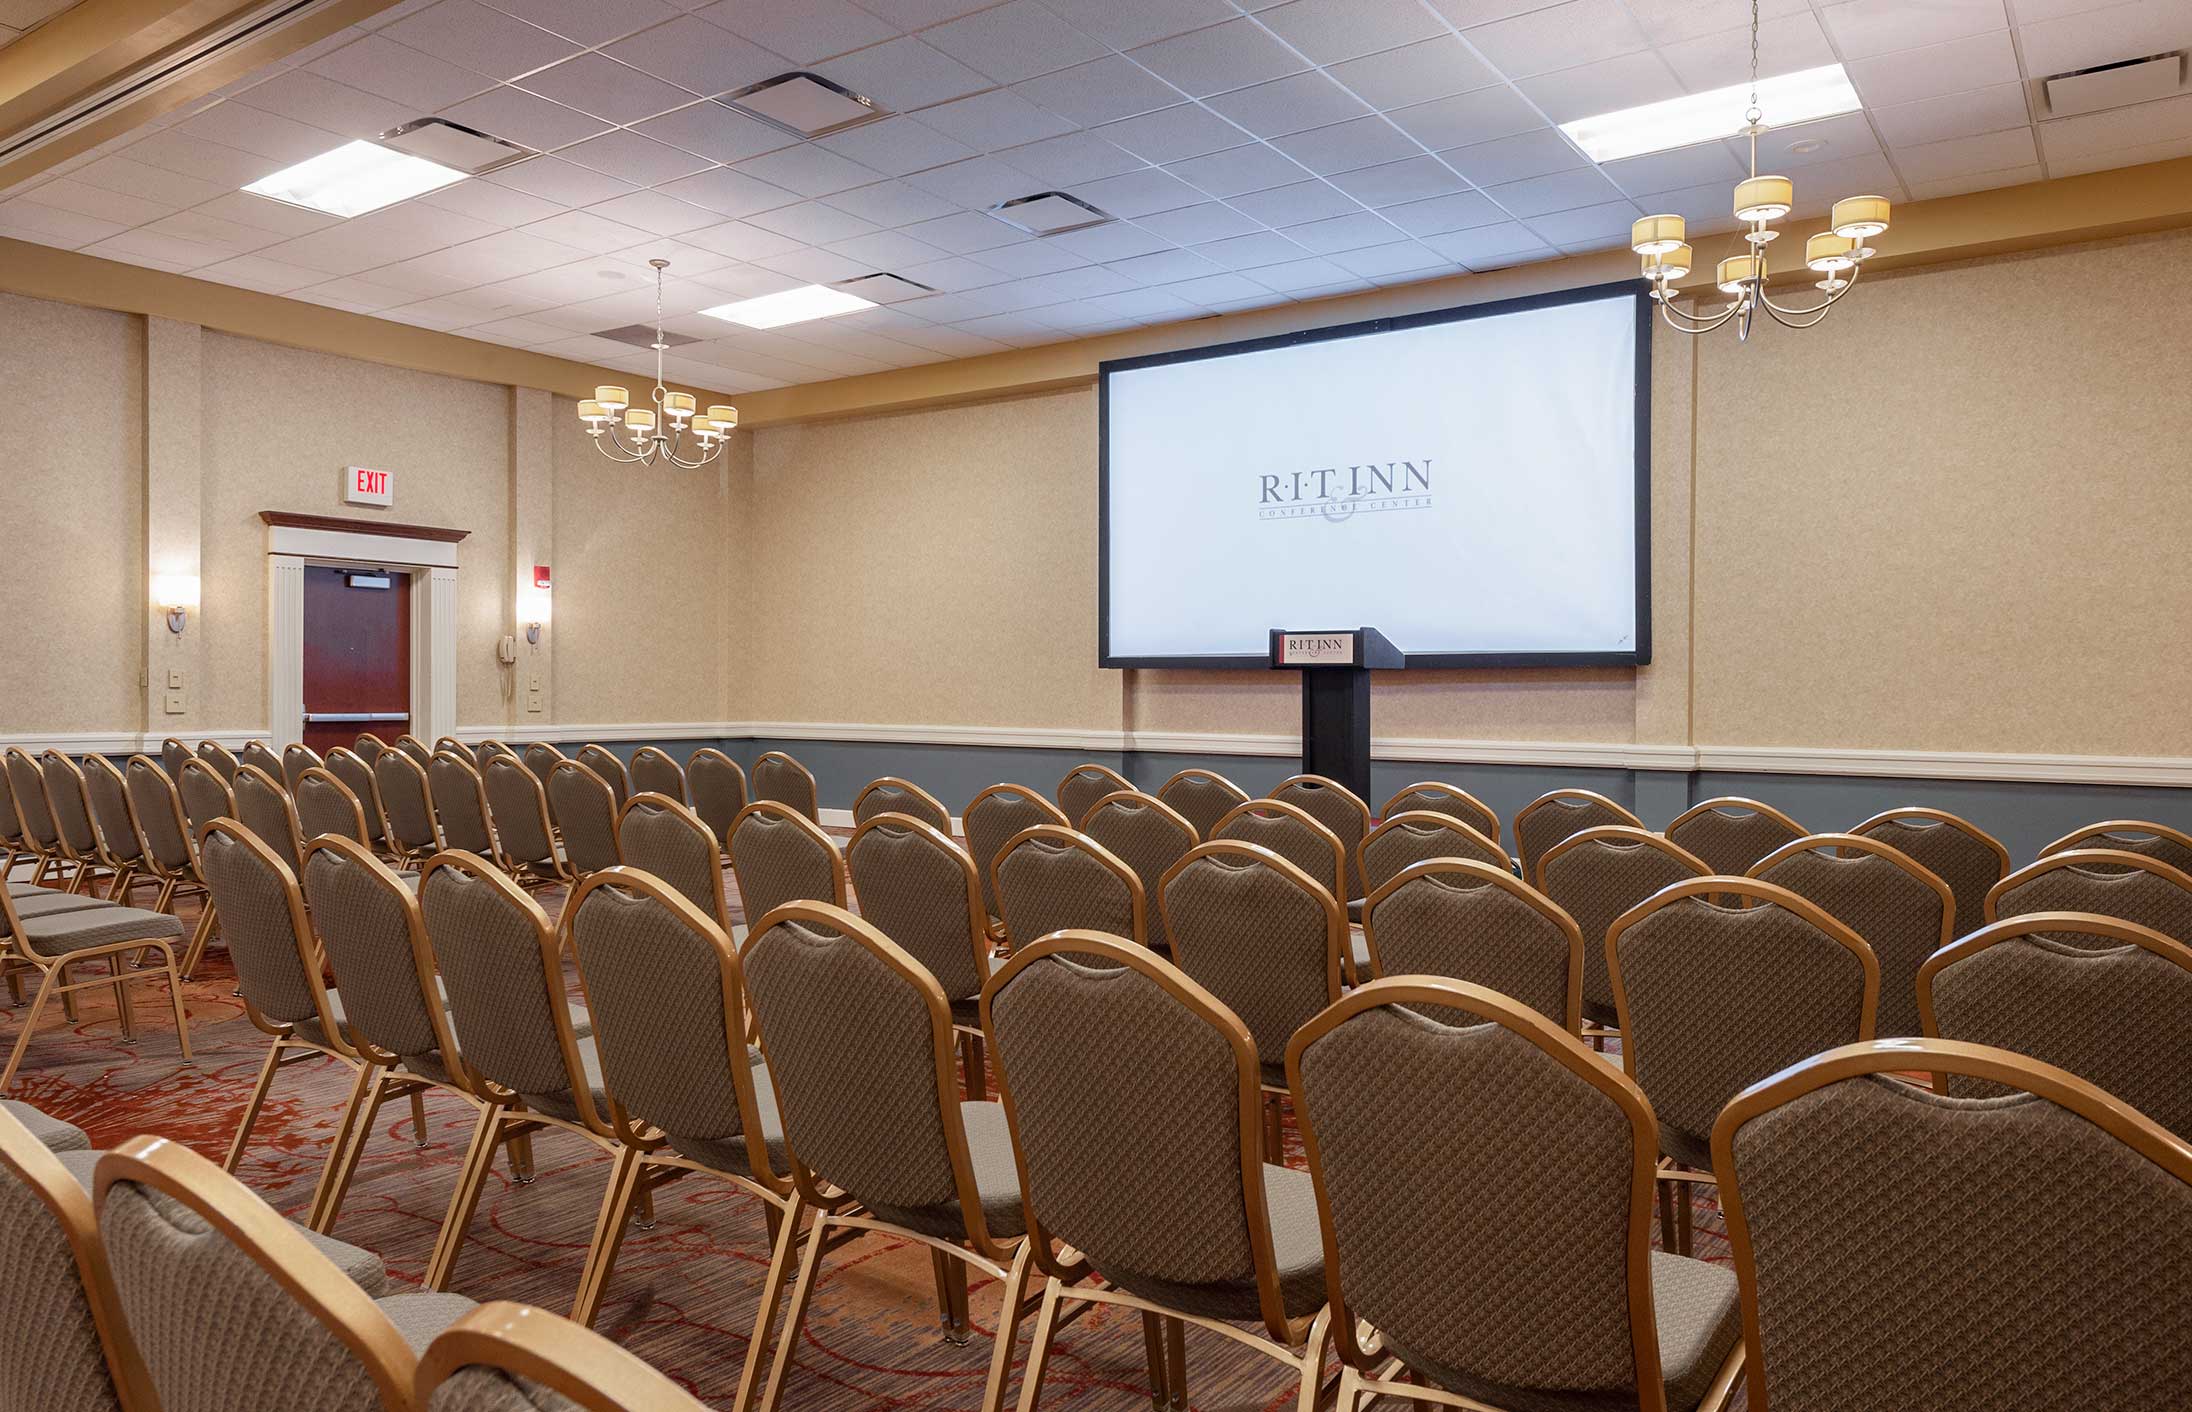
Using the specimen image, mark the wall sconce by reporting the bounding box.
[151,573,200,635]
[517,585,551,646]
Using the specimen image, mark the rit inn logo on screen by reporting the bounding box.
[1257,460,1434,523]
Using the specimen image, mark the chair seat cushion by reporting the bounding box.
[1350,931,1371,977]
[1,1098,90,1152]
[863,1100,1026,1242]
[11,890,114,918]
[16,904,184,953]
[1102,1162,1325,1323]
[378,1291,481,1353]
[10,880,76,898]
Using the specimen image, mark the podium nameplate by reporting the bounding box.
[1276,632,1358,666]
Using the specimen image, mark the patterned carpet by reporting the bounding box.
[5,878,1737,1411]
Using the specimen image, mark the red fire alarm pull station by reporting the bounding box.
[533,565,552,589]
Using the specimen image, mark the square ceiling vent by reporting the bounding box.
[837,272,936,303]
[989,191,1111,237]
[2043,52,2186,117]
[591,324,703,349]
[726,72,884,138]
[378,117,532,174]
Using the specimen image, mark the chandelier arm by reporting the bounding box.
[1655,297,1746,333]
[1755,297,1841,330]
[595,423,659,463]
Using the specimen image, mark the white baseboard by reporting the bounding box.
[1696,744,2192,789]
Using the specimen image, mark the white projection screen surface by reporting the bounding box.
[1099,283,1650,668]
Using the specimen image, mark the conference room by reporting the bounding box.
[3,0,2189,1407]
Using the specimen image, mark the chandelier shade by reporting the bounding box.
[576,261,735,468]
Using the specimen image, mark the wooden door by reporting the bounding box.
[302,566,412,754]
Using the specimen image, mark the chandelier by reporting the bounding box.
[577,258,736,466]
[1630,0,1890,340]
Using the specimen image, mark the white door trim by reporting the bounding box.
[266,528,459,752]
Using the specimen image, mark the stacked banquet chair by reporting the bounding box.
[686,748,747,849]
[726,800,847,941]
[547,759,624,881]
[1512,789,1644,888]
[1536,826,1709,1047]
[751,750,818,822]
[628,746,688,804]
[961,785,1068,945]
[1986,844,2192,944]
[1056,762,1132,830]
[1078,790,1197,954]
[1665,797,1808,876]
[845,809,996,1096]
[990,823,1145,955]
[1357,858,1582,1032]
[1156,767,1249,840]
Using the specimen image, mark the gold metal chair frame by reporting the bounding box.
[1984,847,2192,932]
[686,747,748,847]
[122,753,210,938]
[2039,817,2192,868]
[728,800,850,929]
[415,1300,709,1412]
[6,746,72,890]
[1271,772,1374,899]
[40,750,122,897]
[80,753,149,904]
[1212,798,1348,920]
[1378,780,1501,843]
[373,748,443,866]
[1056,761,1133,821]
[853,774,952,830]
[1155,767,1249,839]
[1511,789,1645,883]
[294,765,375,847]
[483,753,575,891]
[1358,858,1584,1034]
[991,822,1148,954]
[1665,796,1808,873]
[630,746,690,804]
[751,749,819,822]
[1359,810,1512,892]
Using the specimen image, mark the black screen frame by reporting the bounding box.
[1097,279,1654,670]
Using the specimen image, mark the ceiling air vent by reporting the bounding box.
[379,117,532,174]
[837,272,936,303]
[2043,52,2186,118]
[591,324,703,349]
[725,72,884,138]
[989,191,1112,236]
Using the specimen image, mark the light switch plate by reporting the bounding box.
[166,668,185,688]
[163,692,186,714]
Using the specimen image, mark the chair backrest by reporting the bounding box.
[3,749,57,849]
[234,763,305,873]
[1079,791,1197,953]
[239,741,284,781]
[0,755,19,848]
[993,824,1145,953]
[481,753,558,872]
[433,737,474,765]
[39,750,102,863]
[617,793,729,928]
[1987,848,2192,946]
[852,776,950,831]
[394,733,432,766]
[1849,806,2009,942]
[427,751,496,858]
[281,743,324,793]
[1358,810,1509,895]
[546,761,622,876]
[1919,912,2192,1140]
[1715,1039,2192,1412]
[521,741,564,785]
[845,814,990,1003]
[323,748,385,846]
[1611,878,1878,1155]
[125,754,197,878]
[176,756,236,838]
[567,870,777,1175]
[1289,978,1675,1409]
[1211,797,1345,905]
[352,734,387,762]
[1162,840,1343,1071]
[1512,789,1643,884]
[81,754,145,868]
[303,836,464,1067]
[1536,825,1710,1024]
[1665,797,1808,877]
[574,746,630,812]
[1379,781,1500,842]
[418,853,602,1129]
[2041,818,2192,875]
[1156,768,1247,841]
[372,750,439,855]
[746,900,1001,1244]
[196,819,346,1040]
[686,749,747,848]
[196,740,240,782]
[1056,762,1132,829]
[628,747,687,804]
[728,800,846,925]
[1269,774,1373,899]
[160,737,192,780]
[414,1301,709,1412]
[295,766,372,847]
[94,1136,421,1412]
[1361,859,1581,1030]
[476,739,518,766]
[962,784,1069,921]
[750,750,817,822]
[1751,833,1954,1038]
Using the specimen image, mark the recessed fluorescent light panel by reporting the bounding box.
[726,72,884,138]
[701,283,878,329]
[990,191,1111,236]
[244,139,466,217]
[1560,64,1863,163]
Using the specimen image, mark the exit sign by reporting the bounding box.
[345,466,393,506]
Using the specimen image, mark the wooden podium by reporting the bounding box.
[1269,628,1403,802]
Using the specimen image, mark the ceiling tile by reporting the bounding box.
[389,226,589,282]
[606,17,787,99]
[1870,81,2029,148]
[231,70,412,139]
[1484,166,1626,216]
[1016,264,1141,298]
[195,252,330,292]
[909,155,1043,207]
[1166,142,1311,197]
[1598,140,1745,195]
[439,85,612,151]
[1036,0,1235,48]
[3,206,128,250]
[480,0,677,46]
[823,178,963,225]
[1843,28,2021,106]
[1657,10,1834,90]
[1733,110,1880,170]
[1327,240,1448,277]
[1519,198,1638,245]
[1889,124,2038,183]
[1819,0,2007,60]
[698,0,897,61]
[679,218,807,258]
[745,198,881,243]
[1246,254,1356,290]
[136,209,285,254]
[1623,0,1809,46]
[1256,0,1447,65]
[2017,0,2192,77]
[1379,188,1506,235]
[1271,116,1420,174]
[521,208,654,253]
[1326,36,1498,111]
[71,156,227,209]
[1163,270,1282,304]
[1440,128,1588,186]
[560,129,715,184]
[733,143,880,197]
[1001,131,1148,185]
[757,246,872,282]
[1129,20,1311,98]
[901,252,1020,287]
[193,189,343,236]
[1280,210,1403,252]
[1419,220,1555,267]
[656,164,801,216]
[1205,71,1371,138]
[817,37,993,111]
[2047,133,2192,175]
[1105,248,1225,284]
[583,188,721,234]
[483,155,638,205]
[817,116,978,176]
[829,227,945,268]
[915,90,1077,150]
[20,177,174,226]
[923,1,1109,85]
[517,52,693,122]
[1517,50,1684,125]
[380,1,580,81]
[1325,155,1467,205]
[307,34,492,111]
[1192,229,1312,267]
[123,132,286,188]
[1095,104,1252,165]
[1013,55,1186,126]
[1046,219,1172,259]
[172,103,345,165]
[2037,90,2192,160]
[1387,87,1545,150]
[1071,165,1205,216]
[1228,178,1362,225]
[637,100,796,163]
[962,241,1089,275]
[902,209,1027,252]
[1905,162,2043,198]
[1461,0,1647,78]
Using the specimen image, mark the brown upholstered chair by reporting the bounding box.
[2040,819,2192,874]
[2,1097,88,1152]
[1292,978,1744,1412]
[845,813,994,1095]
[1714,1039,2192,1412]
[728,801,847,938]
[1850,806,2009,942]
[744,901,1048,1412]
[750,750,817,822]
[575,746,631,813]
[158,736,192,781]
[1212,798,1346,913]
[1379,780,1500,842]
[295,765,374,847]
[299,835,476,1239]
[196,819,360,1200]
[687,748,747,848]
[0,760,26,882]
[1751,833,1954,1038]
[352,733,388,762]
[616,793,734,935]
[1665,797,1807,877]
[521,741,564,785]
[93,1136,477,1412]
[992,824,1145,955]
[1986,848,2192,945]
[1610,877,1877,1255]
[427,751,497,860]
[547,761,622,879]
[395,733,433,766]
[1513,789,1644,886]
[1358,810,1510,894]
[1919,912,2192,1140]
[1359,859,1582,1030]
[123,754,208,923]
[1056,762,1132,829]
[79,754,147,903]
[40,751,115,897]
[239,740,284,781]
[6,748,69,889]
[477,739,520,767]
[984,934,1333,1412]
[416,1300,709,1411]
[852,775,950,831]
[629,746,688,804]
[1,873,189,1092]
[373,749,441,864]
[1157,767,1247,841]
[1537,825,1710,1040]
[1079,791,1197,954]
[433,737,476,766]
[234,762,306,874]
[322,747,389,854]
[196,740,241,783]
[1161,839,1343,1158]
[175,756,237,976]
[1270,773,1373,902]
[415,852,618,1296]
[562,868,794,1329]
[961,784,1068,938]
[482,753,571,890]
[282,742,324,793]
